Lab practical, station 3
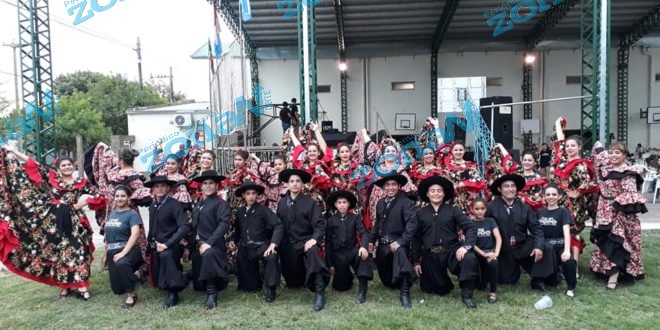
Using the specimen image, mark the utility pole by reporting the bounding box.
[2,41,20,111]
[134,37,143,89]
[153,67,174,104]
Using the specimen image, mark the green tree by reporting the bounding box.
[54,93,111,151]
[54,72,173,135]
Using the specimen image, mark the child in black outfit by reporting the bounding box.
[471,198,502,303]
[325,190,374,304]
[537,184,577,297]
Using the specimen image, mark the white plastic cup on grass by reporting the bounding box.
[534,295,553,310]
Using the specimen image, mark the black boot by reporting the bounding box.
[356,278,368,304]
[163,291,179,308]
[265,286,277,303]
[461,288,477,309]
[400,278,412,309]
[205,282,218,309]
[531,278,549,293]
[313,275,326,312]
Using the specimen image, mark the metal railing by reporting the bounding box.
[215,145,282,174]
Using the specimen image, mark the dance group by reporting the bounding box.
[0,116,648,311]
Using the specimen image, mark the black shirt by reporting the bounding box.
[105,209,142,244]
[279,107,291,124]
[372,193,417,247]
[276,192,325,245]
[326,213,369,251]
[412,204,475,262]
[539,150,551,167]
[148,196,190,248]
[536,207,572,240]
[487,197,544,250]
[473,217,498,251]
[192,194,231,247]
[233,203,284,247]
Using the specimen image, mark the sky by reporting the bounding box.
[0,0,236,110]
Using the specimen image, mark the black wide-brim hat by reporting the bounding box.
[490,173,526,196]
[279,168,312,183]
[145,175,177,188]
[192,170,226,183]
[326,190,357,210]
[235,181,265,196]
[374,173,408,188]
[418,175,455,203]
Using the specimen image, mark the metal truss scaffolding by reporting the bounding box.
[298,0,318,123]
[333,0,347,133]
[616,5,660,145]
[580,0,609,149]
[18,0,56,164]
[212,0,260,145]
[430,0,460,118]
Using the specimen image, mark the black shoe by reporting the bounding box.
[400,280,412,309]
[265,287,277,303]
[461,288,477,309]
[205,294,218,309]
[163,292,179,308]
[313,275,326,311]
[122,295,138,309]
[487,293,497,304]
[531,279,549,293]
[76,290,91,301]
[357,279,368,304]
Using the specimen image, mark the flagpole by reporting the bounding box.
[208,40,214,151]
[239,0,248,147]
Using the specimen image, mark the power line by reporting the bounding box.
[0,70,19,77]
[0,0,133,49]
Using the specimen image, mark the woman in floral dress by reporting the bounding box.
[551,118,599,273]
[487,144,547,210]
[0,145,106,299]
[435,139,486,216]
[328,143,363,215]
[288,125,333,214]
[352,130,416,230]
[186,149,219,203]
[590,141,647,289]
[252,153,288,212]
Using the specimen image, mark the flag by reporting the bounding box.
[240,0,252,21]
[213,11,223,58]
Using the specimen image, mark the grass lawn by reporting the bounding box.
[1,231,659,329]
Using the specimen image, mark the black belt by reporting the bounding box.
[379,238,399,245]
[547,238,565,246]
[240,240,267,247]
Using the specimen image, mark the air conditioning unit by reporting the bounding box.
[173,114,193,127]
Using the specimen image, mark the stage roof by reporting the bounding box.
[224,0,660,59]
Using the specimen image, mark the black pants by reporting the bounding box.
[150,245,188,292]
[419,248,478,295]
[328,248,373,291]
[498,239,556,285]
[107,247,143,295]
[546,245,577,290]
[236,244,281,292]
[375,244,412,289]
[192,244,229,292]
[476,254,499,293]
[280,242,329,291]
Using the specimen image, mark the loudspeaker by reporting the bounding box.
[321,121,333,132]
[321,131,356,147]
[480,96,513,150]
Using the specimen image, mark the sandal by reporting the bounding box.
[122,295,138,309]
[77,290,92,301]
[487,293,497,304]
[606,282,617,290]
[565,290,575,297]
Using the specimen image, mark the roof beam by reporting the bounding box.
[619,4,660,48]
[431,0,461,53]
[524,0,579,49]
